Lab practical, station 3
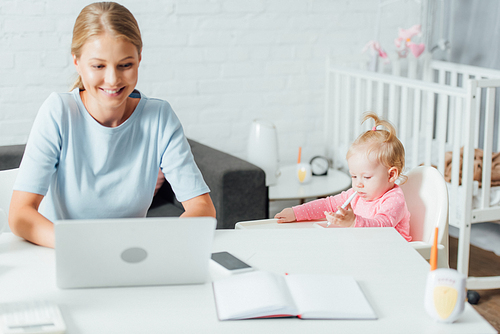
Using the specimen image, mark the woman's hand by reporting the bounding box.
[274,208,296,223]
[324,203,355,227]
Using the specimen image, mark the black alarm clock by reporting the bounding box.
[309,156,330,176]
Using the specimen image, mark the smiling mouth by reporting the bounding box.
[101,87,125,95]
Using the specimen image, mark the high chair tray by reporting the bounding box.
[235,219,328,229]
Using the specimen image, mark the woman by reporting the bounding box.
[9,2,215,248]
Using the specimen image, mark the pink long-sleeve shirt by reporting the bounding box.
[292,185,412,241]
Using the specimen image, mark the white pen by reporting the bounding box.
[325,191,358,227]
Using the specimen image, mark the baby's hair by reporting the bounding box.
[346,112,407,184]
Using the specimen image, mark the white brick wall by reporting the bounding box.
[0,0,419,165]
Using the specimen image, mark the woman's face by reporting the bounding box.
[73,33,141,118]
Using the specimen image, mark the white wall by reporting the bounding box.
[0,0,419,165]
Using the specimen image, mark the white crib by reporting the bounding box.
[325,57,500,291]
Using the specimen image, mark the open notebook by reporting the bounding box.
[212,270,377,320]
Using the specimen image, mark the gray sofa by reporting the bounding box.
[0,140,268,229]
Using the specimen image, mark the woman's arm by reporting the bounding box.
[180,193,216,218]
[9,190,55,248]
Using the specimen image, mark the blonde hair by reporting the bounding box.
[346,112,407,184]
[70,2,142,91]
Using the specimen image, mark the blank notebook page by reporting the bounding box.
[213,271,298,320]
[284,274,377,319]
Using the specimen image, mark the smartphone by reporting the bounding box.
[211,251,253,274]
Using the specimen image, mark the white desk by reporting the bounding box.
[269,166,351,202]
[0,229,495,334]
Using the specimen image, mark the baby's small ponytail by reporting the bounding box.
[348,112,407,184]
[362,112,397,143]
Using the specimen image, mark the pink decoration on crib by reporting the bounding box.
[362,41,388,59]
[396,24,422,42]
[394,24,425,58]
[408,43,425,58]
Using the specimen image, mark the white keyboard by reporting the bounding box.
[0,301,66,334]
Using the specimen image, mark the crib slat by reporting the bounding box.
[481,87,496,209]
[438,68,446,85]
[411,89,422,169]
[497,87,500,153]
[497,88,500,152]
[474,84,482,148]
[457,80,479,276]
[324,58,332,157]
[354,77,362,136]
[466,73,482,149]
[447,71,459,143]
[450,96,463,229]
[377,81,384,115]
[333,72,342,168]
[437,93,449,175]
[400,86,409,149]
[424,91,435,166]
[423,58,433,82]
[392,58,401,77]
[408,58,417,80]
[389,60,401,124]
[366,79,373,111]
[449,71,458,87]
[344,76,352,145]
[389,82,397,123]
[461,72,470,88]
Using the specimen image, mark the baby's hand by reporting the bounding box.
[274,208,296,223]
[324,203,355,227]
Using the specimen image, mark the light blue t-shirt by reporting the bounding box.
[14,88,209,221]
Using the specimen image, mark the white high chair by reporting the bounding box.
[0,168,19,233]
[400,166,449,268]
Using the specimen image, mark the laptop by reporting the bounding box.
[54,216,216,289]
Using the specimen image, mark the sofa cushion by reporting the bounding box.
[0,145,25,170]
